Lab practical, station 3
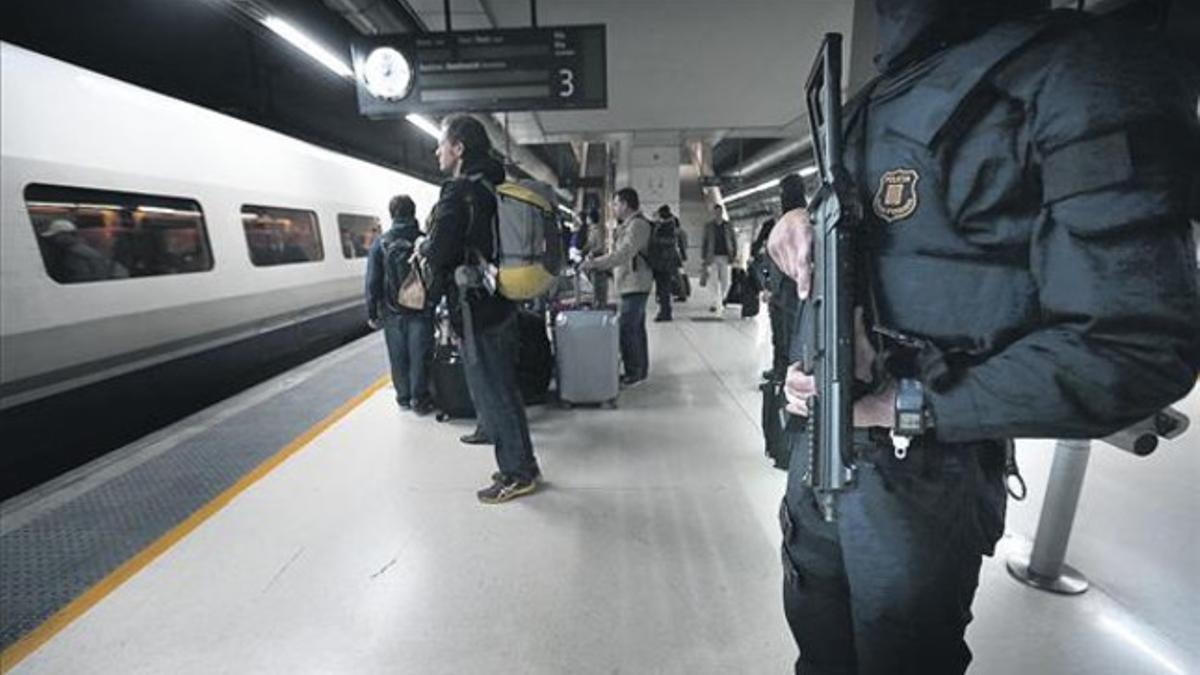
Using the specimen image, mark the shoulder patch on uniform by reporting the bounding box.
[873,169,920,223]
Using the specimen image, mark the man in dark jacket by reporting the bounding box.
[701,204,739,314]
[365,195,434,415]
[771,2,1200,672]
[418,114,540,504]
[651,204,684,322]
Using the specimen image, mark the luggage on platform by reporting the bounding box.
[553,273,619,407]
[430,343,475,421]
[517,309,553,405]
[672,270,691,302]
[724,268,748,305]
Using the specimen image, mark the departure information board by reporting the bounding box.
[353,25,606,116]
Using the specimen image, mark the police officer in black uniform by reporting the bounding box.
[772,1,1200,673]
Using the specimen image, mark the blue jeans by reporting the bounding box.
[780,434,1007,674]
[462,312,538,481]
[382,312,433,405]
[619,292,649,380]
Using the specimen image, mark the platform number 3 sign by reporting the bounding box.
[558,68,576,98]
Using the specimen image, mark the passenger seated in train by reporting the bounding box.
[37,219,129,283]
[365,195,435,415]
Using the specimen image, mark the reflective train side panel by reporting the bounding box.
[0,42,441,410]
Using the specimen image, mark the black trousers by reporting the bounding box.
[781,434,1007,674]
[768,301,791,378]
[653,270,675,318]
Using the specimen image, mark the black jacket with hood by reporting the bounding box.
[420,154,513,333]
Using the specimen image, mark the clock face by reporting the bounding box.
[362,47,413,100]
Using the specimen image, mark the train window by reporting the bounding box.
[241,205,324,266]
[337,214,382,259]
[25,184,214,284]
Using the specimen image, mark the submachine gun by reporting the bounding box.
[798,33,858,523]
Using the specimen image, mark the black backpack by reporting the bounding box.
[381,229,416,313]
[647,217,682,274]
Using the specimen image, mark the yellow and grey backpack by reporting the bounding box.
[485,179,565,300]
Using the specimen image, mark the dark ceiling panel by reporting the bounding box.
[1,0,443,183]
[711,137,781,176]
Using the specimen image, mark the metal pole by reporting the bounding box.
[1007,438,1091,595]
[444,0,453,32]
[530,0,538,27]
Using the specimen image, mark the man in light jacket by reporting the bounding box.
[702,203,739,315]
[581,187,653,386]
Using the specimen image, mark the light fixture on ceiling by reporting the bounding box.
[262,16,354,79]
[723,164,820,205]
[405,114,441,140]
[724,178,781,204]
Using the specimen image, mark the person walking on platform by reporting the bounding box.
[580,188,653,386]
[649,204,685,322]
[770,2,1200,673]
[701,203,738,315]
[365,195,435,415]
[418,115,540,504]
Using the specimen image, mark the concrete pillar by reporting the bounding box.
[630,145,681,219]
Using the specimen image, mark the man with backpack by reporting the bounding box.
[417,115,541,504]
[648,205,685,322]
[365,195,435,415]
[580,187,653,386]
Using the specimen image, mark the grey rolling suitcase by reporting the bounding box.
[554,270,619,407]
[554,308,620,407]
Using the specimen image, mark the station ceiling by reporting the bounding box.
[3,0,1192,186]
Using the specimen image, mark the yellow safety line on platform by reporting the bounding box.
[0,375,390,673]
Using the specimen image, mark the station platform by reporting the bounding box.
[2,298,1197,674]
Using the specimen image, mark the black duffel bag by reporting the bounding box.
[516,309,553,405]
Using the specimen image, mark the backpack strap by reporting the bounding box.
[463,174,499,267]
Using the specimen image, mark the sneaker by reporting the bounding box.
[653,315,672,322]
[459,430,491,445]
[397,399,412,410]
[620,375,646,388]
[477,475,537,504]
[413,399,436,416]
[491,465,542,484]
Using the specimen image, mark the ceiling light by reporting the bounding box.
[262,16,353,79]
[406,114,441,140]
[724,178,781,204]
[724,165,820,205]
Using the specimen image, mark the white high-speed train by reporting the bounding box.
[0,41,441,419]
